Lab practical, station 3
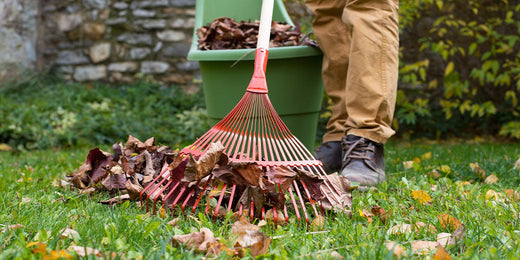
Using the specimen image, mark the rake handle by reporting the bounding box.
[246,0,274,94]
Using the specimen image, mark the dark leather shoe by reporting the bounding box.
[315,141,342,173]
[340,135,385,187]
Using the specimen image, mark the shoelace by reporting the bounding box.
[342,138,374,162]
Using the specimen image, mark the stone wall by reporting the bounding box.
[0,0,39,81]
[39,0,198,87]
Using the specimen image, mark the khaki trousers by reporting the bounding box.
[306,0,399,144]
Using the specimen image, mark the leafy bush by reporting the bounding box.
[0,74,210,150]
[397,0,520,139]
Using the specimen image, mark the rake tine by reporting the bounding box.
[287,186,301,222]
[283,204,289,223]
[170,184,188,210]
[181,187,195,212]
[262,206,265,220]
[300,180,319,218]
[162,181,181,208]
[293,180,309,224]
[273,207,278,227]
[250,199,254,220]
[214,183,228,217]
[192,174,213,214]
[228,184,237,213]
[239,203,243,216]
[139,163,170,208]
[153,179,175,214]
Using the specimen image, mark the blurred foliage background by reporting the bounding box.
[1,0,519,150]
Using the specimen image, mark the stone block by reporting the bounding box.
[136,19,166,29]
[156,30,185,42]
[130,0,169,9]
[108,62,138,72]
[130,47,151,60]
[170,0,196,7]
[141,61,169,74]
[117,33,153,45]
[57,13,83,32]
[89,42,111,63]
[162,43,190,57]
[168,17,195,28]
[82,0,109,9]
[56,50,89,65]
[106,17,127,25]
[133,9,156,17]
[176,61,199,71]
[73,65,107,81]
[82,22,106,40]
[113,2,128,9]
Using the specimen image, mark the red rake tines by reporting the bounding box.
[139,49,347,224]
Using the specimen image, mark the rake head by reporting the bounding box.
[140,49,350,224]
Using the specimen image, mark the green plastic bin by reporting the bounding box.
[188,0,323,150]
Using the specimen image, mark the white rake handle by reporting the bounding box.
[257,0,274,50]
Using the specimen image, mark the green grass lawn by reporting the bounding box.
[1,139,520,259]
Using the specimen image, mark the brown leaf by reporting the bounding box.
[1,224,24,233]
[183,142,225,182]
[172,227,220,254]
[125,178,143,200]
[265,166,297,193]
[167,217,180,227]
[411,240,440,255]
[437,213,463,232]
[469,162,486,179]
[484,174,498,184]
[371,205,392,224]
[101,165,127,191]
[69,246,102,257]
[124,135,146,157]
[100,194,130,205]
[385,241,406,257]
[264,208,287,225]
[233,163,267,190]
[505,189,520,201]
[318,173,352,212]
[232,217,271,257]
[70,147,112,188]
[60,228,80,239]
[311,215,325,231]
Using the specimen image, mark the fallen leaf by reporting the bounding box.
[412,190,432,204]
[437,213,462,232]
[371,205,392,224]
[387,223,413,235]
[311,215,325,231]
[439,165,451,174]
[433,245,452,260]
[1,224,24,233]
[436,232,452,247]
[99,194,130,205]
[69,246,102,257]
[46,250,73,260]
[172,227,221,254]
[505,189,520,201]
[411,240,440,255]
[330,251,345,259]
[403,161,415,169]
[414,221,437,233]
[514,157,520,169]
[60,228,80,239]
[167,217,180,227]
[359,208,373,223]
[385,241,406,257]
[183,142,225,182]
[232,218,271,257]
[484,174,498,184]
[485,189,499,200]
[469,163,486,179]
[317,173,352,212]
[421,152,432,160]
[264,208,287,225]
[159,207,167,219]
[427,169,441,179]
[125,178,143,200]
[27,241,47,254]
[0,143,13,151]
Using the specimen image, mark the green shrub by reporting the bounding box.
[397,0,520,139]
[0,74,209,150]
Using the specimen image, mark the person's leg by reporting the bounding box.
[340,0,399,186]
[306,0,350,173]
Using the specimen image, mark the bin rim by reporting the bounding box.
[187,0,322,61]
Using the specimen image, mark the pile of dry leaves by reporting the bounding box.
[197,17,318,50]
[68,136,352,219]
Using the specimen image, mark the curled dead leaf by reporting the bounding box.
[484,174,498,184]
[172,227,221,255]
[60,228,80,239]
[505,189,520,201]
[311,215,326,231]
[232,218,271,257]
[412,190,432,204]
[411,240,440,256]
[1,224,24,233]
[99,194,130,205]
[183,142,225,182]
[385,241,406,258]
[69,245,102,257]
[437,213,462,232]
[387,223,413,235]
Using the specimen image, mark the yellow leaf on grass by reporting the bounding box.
[412,190,432,204]
[485,190,499,200]
[433,245,452,260]
[469,163,486,179]
[403,161,415,169]
[27,241,47,254]
[358,209,373,223]
[484,174,498,184]
[439,165,451,174]
[437,213,462,231]
[421,152,432,160]
[44,250,73,260]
